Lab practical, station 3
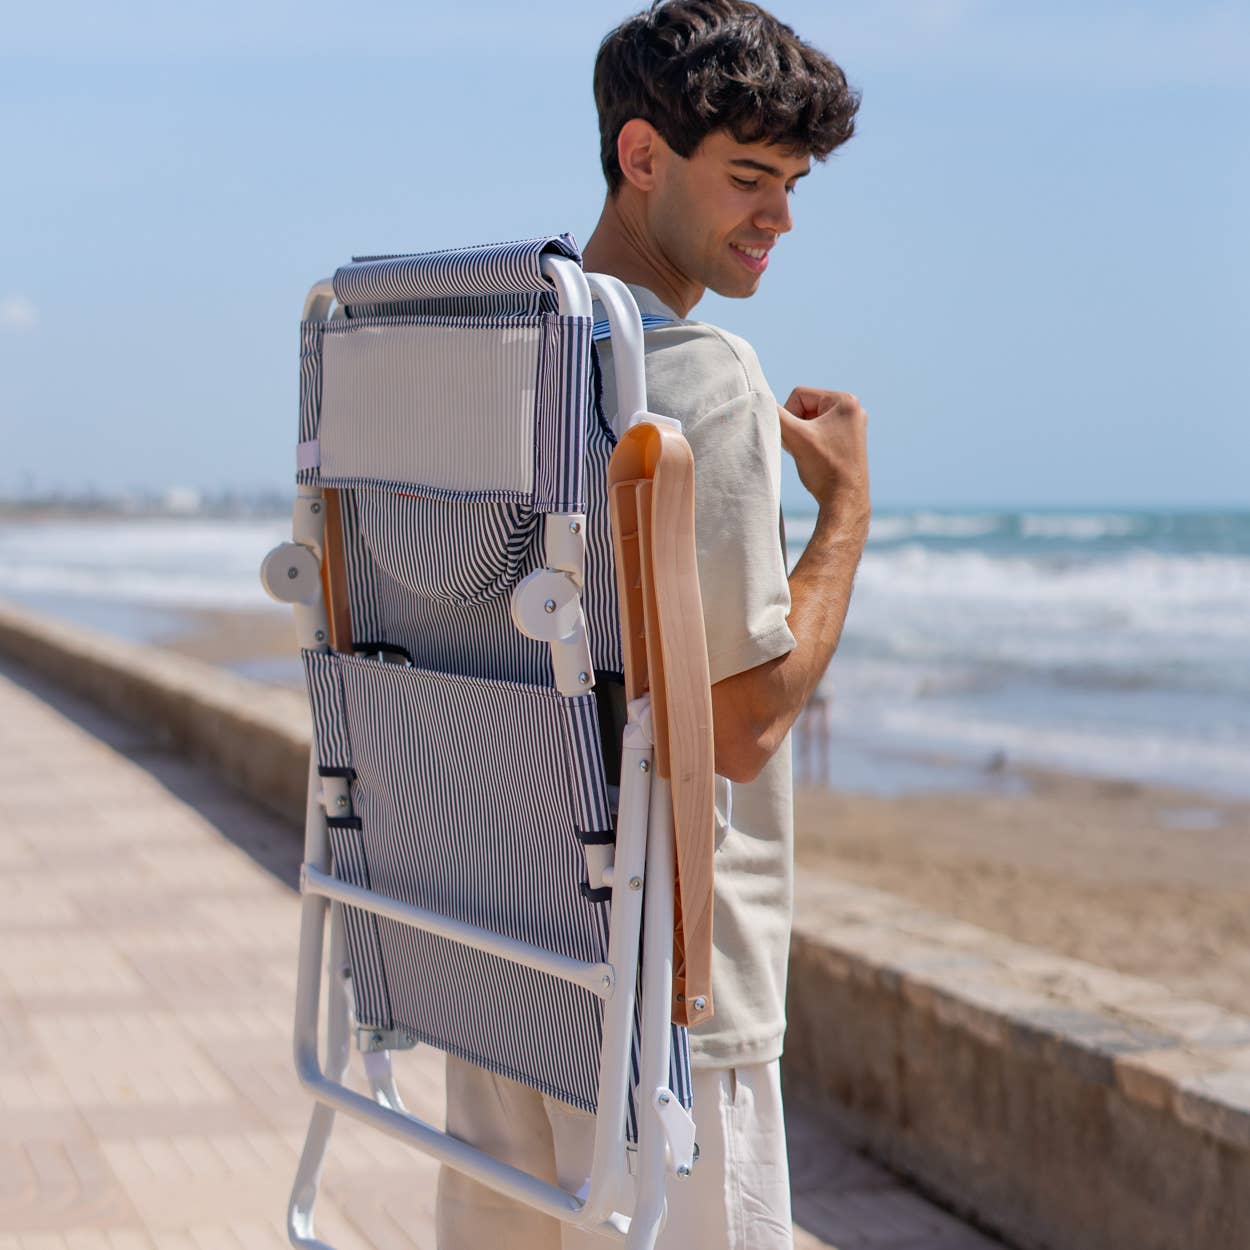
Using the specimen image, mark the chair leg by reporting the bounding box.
[288,903,354,1248]
[324,902,354,1077]
[288,1103,339,1250]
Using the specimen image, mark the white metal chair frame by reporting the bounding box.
[263,259,694,1250]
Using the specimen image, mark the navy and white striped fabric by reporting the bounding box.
[333,233,581,306]
[300,309,592,517]
[323,337,634,683]
[297,236,692,1133]
[337,446,623,683]
[306,648,612,1110]
[328,823,393,1029]
[591,313,674,340]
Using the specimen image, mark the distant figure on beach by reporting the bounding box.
[437,3,868,1247]
[797,685,835,787]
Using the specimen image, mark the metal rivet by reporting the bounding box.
[336,795,348,810]
[578,671,590,684]
[310,502,322,514]
[658,1091,671,1105]
[544,598,557,614]
[371,1031,384,1046]
[692,996,707,1012]
[314,629,326,643]
[677,1165,692,1178]
[601,974,612,989]
[628,876,642,891]
[569,520,581,534]
[639,760,650,774]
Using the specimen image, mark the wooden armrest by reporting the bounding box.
[320,487,353,652]
[608,422,716,1028]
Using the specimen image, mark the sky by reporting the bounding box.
[1,0,1247,510]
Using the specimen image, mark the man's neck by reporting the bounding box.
[581,192,703,318]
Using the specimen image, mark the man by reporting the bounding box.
[437,3,868,1247]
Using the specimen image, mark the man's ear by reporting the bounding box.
[617,118,664,193]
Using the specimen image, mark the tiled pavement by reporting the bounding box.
[0,661,1008,1250]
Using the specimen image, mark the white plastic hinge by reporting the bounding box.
[583,843,614,892]
[654,1088,697,1176]
[627,410,682,433]
[545,513,586,587]
[510,568,594,695]
[357,1026,417,1054]
[292,491,327,555]
[621,696,654,750]
[293,603,331,651]
[260,542,322,606]
[320,775,352,817]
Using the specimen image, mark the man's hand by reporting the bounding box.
[778,388,870,532]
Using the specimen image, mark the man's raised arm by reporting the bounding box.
[712,388,870,783]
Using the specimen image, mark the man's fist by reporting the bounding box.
[778,388,870,526]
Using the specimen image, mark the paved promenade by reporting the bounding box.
[0,660,1006,1250]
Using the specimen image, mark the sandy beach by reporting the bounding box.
[147,604,1250,1021]
[793,774,1250,1016]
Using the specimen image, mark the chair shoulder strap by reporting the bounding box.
[592,313,673,341]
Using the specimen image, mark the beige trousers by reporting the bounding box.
[436,1055,793,1250]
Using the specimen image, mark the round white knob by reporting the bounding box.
[259,542,322,606]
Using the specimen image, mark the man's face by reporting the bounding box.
[648,130,811,299]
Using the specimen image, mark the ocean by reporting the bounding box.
[2,508,1247,798]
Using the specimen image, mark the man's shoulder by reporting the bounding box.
[640,318,771,420]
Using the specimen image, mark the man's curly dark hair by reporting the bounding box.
[594,0,860,194]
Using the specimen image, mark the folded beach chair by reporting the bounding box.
[259,234,715,1249]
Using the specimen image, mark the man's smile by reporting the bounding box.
[729,242,771,273]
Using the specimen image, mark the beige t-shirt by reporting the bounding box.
[595,285,796,1067]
